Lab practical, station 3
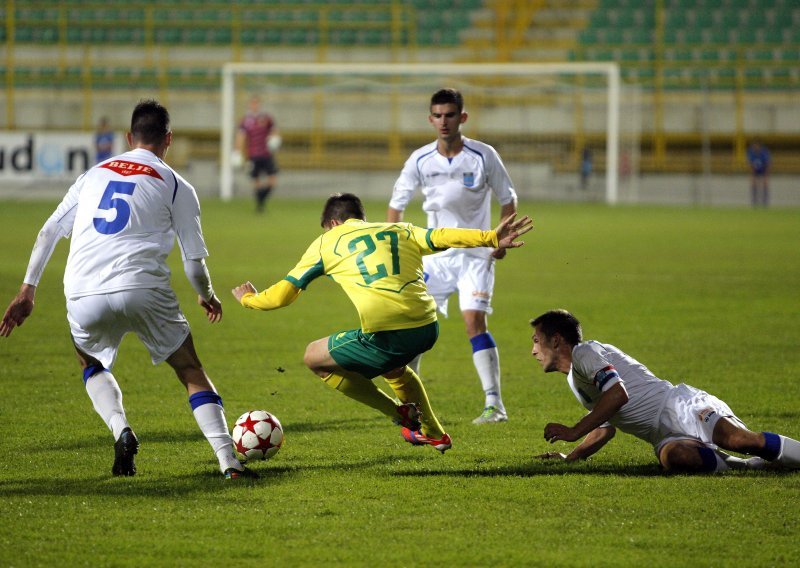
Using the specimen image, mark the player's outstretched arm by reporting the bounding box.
[232,279,301,312]
[535,425,616,462]
[0,284,36,337]
[232,281,258,303]
[494,213,533,250]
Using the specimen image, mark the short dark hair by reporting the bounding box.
[430,88,464,113]
[530,309,583,346]
[321,193,366,227]
[130,99,170,145]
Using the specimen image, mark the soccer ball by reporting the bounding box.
[232,410,284,460]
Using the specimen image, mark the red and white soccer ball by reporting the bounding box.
[232,410,284,460]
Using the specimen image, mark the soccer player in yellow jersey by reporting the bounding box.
[232,193,532,452]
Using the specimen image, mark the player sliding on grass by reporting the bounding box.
[232,193,532,453]
[531,309,800,473]
[0,100,253,480]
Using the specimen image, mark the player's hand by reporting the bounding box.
[544,422,579,443]
[0,284,36,337]
[231,281,258,303]
[494,213,533,250]
[491,247,508,260]
[231,150,244,169]
[198,294,222,323]
[534,451,568,461]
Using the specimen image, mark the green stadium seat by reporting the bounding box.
[690,8,714,28]
[734,28,757,43]
[627,28,653,44]
[705,28,729,44]
[154,29,181,44]
[760,28,785,44]
[683,29,704,44]
[719,11,740,28]
[601,28,625,44]
[579,28,599,44]
[665,11,687,28]
[590,11,611,27]
[741,11,767,27]
[781,47,800,61]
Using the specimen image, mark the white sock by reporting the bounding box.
[190,396,243,473]
[472,346,503,412]
[717,451,752,470]
[85,370,129,441]
[777,435,800,468]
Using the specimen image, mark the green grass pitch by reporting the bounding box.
[0,198,798,566]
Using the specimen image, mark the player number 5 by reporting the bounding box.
[93,181,136,235]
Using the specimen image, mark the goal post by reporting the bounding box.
[220,62,627,204]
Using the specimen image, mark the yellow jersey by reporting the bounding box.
[241,219,498,333]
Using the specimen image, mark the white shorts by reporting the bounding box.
[67,288,190,369]
[653,383,747,457]
[423,252,495,317]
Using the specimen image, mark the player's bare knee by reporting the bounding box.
[660,442,702,473]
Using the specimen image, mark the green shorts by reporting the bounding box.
[328,321,439,379]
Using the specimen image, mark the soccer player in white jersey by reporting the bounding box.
[387,88,519,425]
[0,100,254,480]
[530,309,800,473]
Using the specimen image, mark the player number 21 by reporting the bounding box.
[349,230,401,285]
[93,181,136,235]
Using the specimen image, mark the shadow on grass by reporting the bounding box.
[53,417,375,451]
[391,462,664,478]
[391,461,800,478]
[0,453,423,499]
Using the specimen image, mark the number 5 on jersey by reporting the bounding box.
[94,181,136,235]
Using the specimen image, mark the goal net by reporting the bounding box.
[220,63,639,205]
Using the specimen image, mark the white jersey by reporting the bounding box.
[568,341,674,445]
[48,148,208,300]
[389,136,517,258]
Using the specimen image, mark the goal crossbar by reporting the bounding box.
[220,62,621,203]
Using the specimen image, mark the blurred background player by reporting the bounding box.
[746,139,771,207]
[232,193,533,453]
[234,95,281,213]
[387,88,519,425]
[0,99,253,480]
[580,146,592,191]
[95,116,114,164]
[530,309,800,473]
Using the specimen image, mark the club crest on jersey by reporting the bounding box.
[101,160,163,180]
[463,172,475,187]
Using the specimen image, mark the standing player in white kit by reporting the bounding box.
[0,100,254,480]
[387,88,519,424]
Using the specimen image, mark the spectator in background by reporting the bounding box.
[234,95,280,213]
[95,117,114,164]
[746,140,770,207]
[580,146,592,191]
